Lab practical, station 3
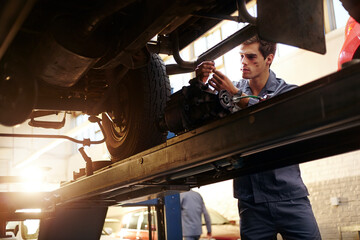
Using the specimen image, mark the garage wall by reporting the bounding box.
[303,151,360,240]
[271,27,345,86]
[0,114,75,191]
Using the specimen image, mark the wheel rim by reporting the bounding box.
[102,53,170,161]
[107,83,130,143]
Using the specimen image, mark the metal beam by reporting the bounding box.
[0,0,37,60]
[0,62,359,226]
[50,62,360,205]
[0,192,48,211]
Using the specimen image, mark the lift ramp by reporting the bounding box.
[53,61,360,205]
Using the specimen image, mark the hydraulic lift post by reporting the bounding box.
[117,194,182,240]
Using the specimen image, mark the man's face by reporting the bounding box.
[239,42,271,80]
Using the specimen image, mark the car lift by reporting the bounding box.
[0,61,359,239]
[116,194,182,240]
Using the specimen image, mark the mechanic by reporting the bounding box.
[195,34,322,240]
[180,190,212,240]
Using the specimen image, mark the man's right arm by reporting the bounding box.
[195,61,216,83]
[195,61,251,109]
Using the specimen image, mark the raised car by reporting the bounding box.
[0,0,356,161]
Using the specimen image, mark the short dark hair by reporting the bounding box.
[242,35,277,59]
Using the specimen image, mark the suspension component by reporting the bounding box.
[158,78,236,134]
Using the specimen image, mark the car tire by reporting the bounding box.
[0,62,37,126]
[102,53,170,162]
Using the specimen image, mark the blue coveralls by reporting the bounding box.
[180,190,211,240]
[233,70,322,240]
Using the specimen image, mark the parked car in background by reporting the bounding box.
[100,227,120,240]
[102,207,157,240]
[338,17,360,69]
[5,220,39,240]
[200,209,240,240]
[102,207,240,240]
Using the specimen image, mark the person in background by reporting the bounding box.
[180,190,212,240]
[195,34,321,240]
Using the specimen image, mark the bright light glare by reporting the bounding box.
[19,167,45,192]
[15,208,41,213]
[24,219,40,235]
[15,120,91,169]
[105,218,120,222]
[20,167,44,181]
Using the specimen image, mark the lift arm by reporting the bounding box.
[52,62,360,205]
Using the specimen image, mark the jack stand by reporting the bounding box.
[72,148,111,180]
[78,147,93,176]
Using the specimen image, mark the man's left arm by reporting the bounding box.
[202,203,212,237]
[210,70,250,109]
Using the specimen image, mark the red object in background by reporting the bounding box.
[338,17,360,70]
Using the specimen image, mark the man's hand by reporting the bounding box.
[208,70,238,94]
[195,61,249,109]
[195,61,216,83]
[210,70,251,109]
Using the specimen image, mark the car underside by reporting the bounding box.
[0,0,357,161]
